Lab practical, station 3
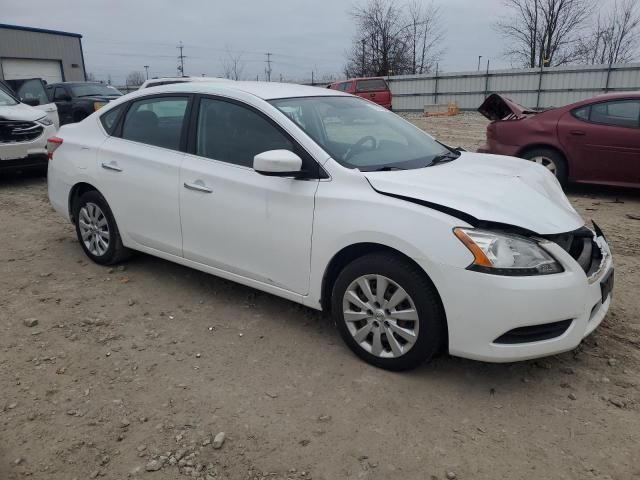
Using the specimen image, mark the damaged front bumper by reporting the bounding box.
[429,224,613,363]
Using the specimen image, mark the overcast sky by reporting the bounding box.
[3,0,546,85]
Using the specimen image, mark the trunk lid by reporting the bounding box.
[478,93,538,121]
[364,151,584,235]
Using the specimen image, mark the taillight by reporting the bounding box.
[47,136,63,160]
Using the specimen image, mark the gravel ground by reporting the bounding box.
[1,113,639,480]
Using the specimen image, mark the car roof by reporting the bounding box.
[139,81,351,100]
[569,91,640,108]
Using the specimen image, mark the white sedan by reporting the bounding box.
[47,81,614,370]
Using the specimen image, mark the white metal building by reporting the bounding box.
[0,24,86,83]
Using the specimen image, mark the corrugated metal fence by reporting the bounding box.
[388,63,640,111]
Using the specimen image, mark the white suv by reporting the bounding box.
[47,81,614,370]
[0,86,56,172]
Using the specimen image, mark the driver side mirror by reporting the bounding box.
[22,97,40,107]
[253,150,303,177]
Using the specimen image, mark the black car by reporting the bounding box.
[46,82,122,125]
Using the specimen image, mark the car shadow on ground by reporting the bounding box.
[0,169,47,187]
[119,249,582,393]
[565,182,640,200]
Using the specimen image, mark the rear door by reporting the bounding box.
[558,99,640,185]
[96,95,190,256]
[355,79,391,107]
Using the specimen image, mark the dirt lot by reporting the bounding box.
[1,113,639,480]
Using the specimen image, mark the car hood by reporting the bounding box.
[477,93,539,121]
[364,152,584,235]
[0,102,46,122]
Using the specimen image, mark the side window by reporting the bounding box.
[121,96,188,149]
[100,104,124,135]
[196,98,293,167]
[572,106,590,121]
[53,87,68,101]
[590,100,640,128]
[341,82,352,92]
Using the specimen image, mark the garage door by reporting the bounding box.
[1,58,63,83]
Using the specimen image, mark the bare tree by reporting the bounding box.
[496,0,593,67]
[577,0,640,64]
[126,71,145,86]
[407,0,445,74]
[344,0,443,77]
[221,46,246,80]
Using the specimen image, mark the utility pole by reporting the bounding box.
[265,52,272,82]
[311,71,314,85]
[143,65,150,80]
[477,56,482,71]
[361,39,366,77]
[177,41,186,76]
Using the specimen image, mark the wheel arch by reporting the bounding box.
[517,143,569,170]
[320,242,449,353]
[68,182,102,223]
[321,242,444,312]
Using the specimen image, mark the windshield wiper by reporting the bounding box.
[370,166,406,171]
[429,151,461,166]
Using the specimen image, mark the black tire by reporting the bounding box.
[72,190,130,265]
[331,253,446,371]
[521,147,568,186]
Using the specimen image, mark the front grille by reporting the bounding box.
[544,227,602,276]
[0,120,44,143]
[494,319,573,344]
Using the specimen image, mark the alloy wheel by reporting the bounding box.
[530,155,558,175]
[342,274,420,358]
[78,202,110,257]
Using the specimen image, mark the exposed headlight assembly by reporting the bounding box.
[454,227,563,276]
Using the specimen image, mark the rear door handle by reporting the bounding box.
[570,130,586,136]
[184,181,213,193]
[101,162,122,172]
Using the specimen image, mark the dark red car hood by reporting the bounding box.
[478,93,540,121]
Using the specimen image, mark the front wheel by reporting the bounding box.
[72,190,130,265]
[331,253,446,371]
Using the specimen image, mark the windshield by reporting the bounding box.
[269,96,452,171]
[0,86,19,106]
[70,84,122,97]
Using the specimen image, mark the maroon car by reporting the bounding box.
[477,92,640,188]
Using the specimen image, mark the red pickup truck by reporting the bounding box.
[328,77,392,110]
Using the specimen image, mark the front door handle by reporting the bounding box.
[101,162,122,172]
[184,181,213,193]
[570,130,586,136]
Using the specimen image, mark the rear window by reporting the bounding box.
[355,79,388,92]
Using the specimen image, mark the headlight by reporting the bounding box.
[94,101,107,111]
[37,116,53,126]
[454,227,563,276]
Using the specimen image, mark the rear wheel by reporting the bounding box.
[521,148,568,185]
[72,190,130,265]
[331,253,446,371]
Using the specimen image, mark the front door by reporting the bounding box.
[97,95,190,256]
[180,96,318,294]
